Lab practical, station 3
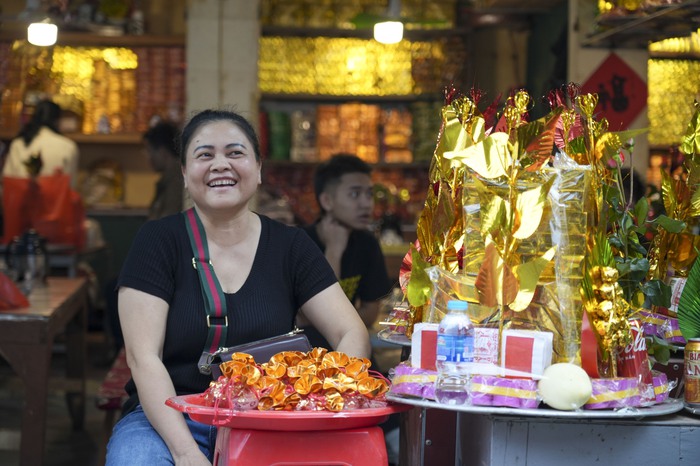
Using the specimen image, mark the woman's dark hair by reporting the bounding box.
[143,121,179,158]
[17,99,62,145]
[179,109,261,165]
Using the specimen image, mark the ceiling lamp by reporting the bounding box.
[374,21,403,44]
[28,19,57,46]
[374,0,403,44]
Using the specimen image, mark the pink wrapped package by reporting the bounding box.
[639,310,685,345]
[389,363,436,400]
[470,375,539,409]
[584,377,640,410]
[652,370,670,404]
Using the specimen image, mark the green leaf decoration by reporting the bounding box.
[634,197,649,229]
[641,279,672,308]
[678,255,700,340]
[651,214,686,234]
[647,335,672,365]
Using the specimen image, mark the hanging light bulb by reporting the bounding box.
[28,19,58,46]
[374,21,403,44]
[374,0,403,44]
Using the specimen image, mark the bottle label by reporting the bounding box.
[436,335,474,363]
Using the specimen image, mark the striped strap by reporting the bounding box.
[183,208,228,355]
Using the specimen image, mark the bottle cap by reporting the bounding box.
[446,300,468,311]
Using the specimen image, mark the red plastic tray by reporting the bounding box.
[166,394,410,431]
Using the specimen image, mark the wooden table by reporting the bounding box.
[0,244,108,278]
[0,277,88,466]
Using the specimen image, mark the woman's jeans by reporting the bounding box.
[105,405,217,465]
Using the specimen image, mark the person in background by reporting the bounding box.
[299,153,393,350]
[103,121,184,357]
[2,99,79,188]
[143,120,184,220]
[106,110,370,465]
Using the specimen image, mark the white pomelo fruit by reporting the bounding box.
[538,363,592,410]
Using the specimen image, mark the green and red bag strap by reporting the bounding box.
[183,208,229,373]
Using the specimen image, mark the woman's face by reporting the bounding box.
[182,120,261,212]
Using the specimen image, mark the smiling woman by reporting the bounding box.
[105,109,371,465]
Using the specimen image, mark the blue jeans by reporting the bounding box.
[105,405,217,465]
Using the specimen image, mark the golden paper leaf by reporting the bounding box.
[595,129,646,165]
[476,179,508,239]
[680,101,700,155]
[510,246,557,312]
[689,188,700,218]
[512,177,555,240]
[439,107,471,154]
[444,132,511,179]
[519,109,561,172]
[687,156,700,187]
[475,241,519,307]
[661,168,678,219]
[476,242,499,307]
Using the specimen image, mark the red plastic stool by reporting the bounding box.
[212,426,388,466]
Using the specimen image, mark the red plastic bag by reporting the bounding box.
[0,272,29,310]
[3,174,86,250]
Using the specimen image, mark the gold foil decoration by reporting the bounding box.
[211,349,389,411]
[647,103,700,282]
[325,389,345,411]
[405,85,653,368]
[294,374,323,395]
[357,377,390,398]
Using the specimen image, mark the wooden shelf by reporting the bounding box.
[0,131,142,144]
[0,30,184,47]
[260,93,441,104]
[262,25,467,40]
[649,50,700,60]
[263,160,429,169]
[582,0,700,48]
[68,133,142,144]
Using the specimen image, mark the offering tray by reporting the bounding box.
[167,394,409,431]
[684,404,700,416]
[387,393,684,419]
[377,328,411,346]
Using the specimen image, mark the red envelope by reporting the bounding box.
[501,330,553,378]
[411,323,438,371]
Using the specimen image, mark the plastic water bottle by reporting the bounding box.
[435,300,474,405]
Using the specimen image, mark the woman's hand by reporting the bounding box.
[300,283,371,359]
[174,448,212,466]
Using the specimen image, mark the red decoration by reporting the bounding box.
[581,53,647,131]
